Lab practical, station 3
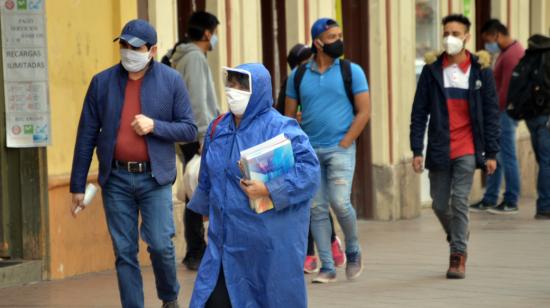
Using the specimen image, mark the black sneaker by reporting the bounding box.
[162,300,180,308]
[182,253,203,271]
[469,200,496,212]
[487,201,518,215]
[535,212,550,220]
[345,251,363,280]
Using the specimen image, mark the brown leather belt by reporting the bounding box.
[112,160,151,173]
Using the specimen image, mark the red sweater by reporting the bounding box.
[494,41,525,111]
[114,78,149,162]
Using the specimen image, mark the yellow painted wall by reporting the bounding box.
[45,0,141,279]
[530,0,550,36]
[148,0,178,59]
[368,0,390,166]
[285,0,307,50]
[390,0,416,163]
[46,0,137,177]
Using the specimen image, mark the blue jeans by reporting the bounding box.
[310,144,360,272]
[483,112,520,204]
[102,169,180,308]
[526,115,550,214]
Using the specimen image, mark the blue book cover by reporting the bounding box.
[240,134,295,213]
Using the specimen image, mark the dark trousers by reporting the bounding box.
[526,115,550,214]
[205,266,232,308]
[429,155,476,254]
[177,142,206,257]
[307,212,336,256]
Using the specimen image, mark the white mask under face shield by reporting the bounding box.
[222,67,252,117]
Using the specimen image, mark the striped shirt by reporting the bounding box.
[443,52,475,159]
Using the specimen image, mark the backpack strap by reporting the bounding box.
[275,76,288,114]
[209,113,226,140]
[340,59,355,112]
[294,60,355,113]
[293,63,308,107]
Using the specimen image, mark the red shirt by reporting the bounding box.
[494,41,525,111]
[114,78,150,161]
[443,53,475,159]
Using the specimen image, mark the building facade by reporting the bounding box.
[0,0,549,283]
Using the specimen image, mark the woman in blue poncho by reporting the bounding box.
[187,63,320,308]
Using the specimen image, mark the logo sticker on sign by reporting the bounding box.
[5,0,14,10]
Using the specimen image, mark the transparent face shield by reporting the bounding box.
[222,67,253,117]
[222,67,252,93]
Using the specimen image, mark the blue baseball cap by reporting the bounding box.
[311,18,339,40]
[114,19,157,47]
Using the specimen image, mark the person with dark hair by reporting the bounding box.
[410,14,500,279]
[441,14,471,31]
[275,44,312,113]
[70,20,197,308]
[469,19,524,214]
[276,43,346,274]
[169,11,220,271]
[285,18,371,283]
[480,18,509,39]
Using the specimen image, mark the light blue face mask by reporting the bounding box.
[485,42,501,54]
[210,34,218,50]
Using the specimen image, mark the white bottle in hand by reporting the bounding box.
[73,183,98,215]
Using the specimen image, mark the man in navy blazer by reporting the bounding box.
[70,19,196,308]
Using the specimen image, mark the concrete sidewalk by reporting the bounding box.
[1,198,549,307]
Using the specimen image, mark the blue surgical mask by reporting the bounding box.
[485,42,501,54]
[210,34,218,50]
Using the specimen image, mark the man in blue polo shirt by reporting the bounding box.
[285,18,370,283]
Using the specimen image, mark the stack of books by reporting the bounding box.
[240,133,295,213]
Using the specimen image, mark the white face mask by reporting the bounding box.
[225,87,251,117]
[443,35,465,56]
[120,49,151,72]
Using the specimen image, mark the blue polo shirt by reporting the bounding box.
[286,58,369,148]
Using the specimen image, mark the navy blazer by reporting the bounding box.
[410,53,500,171]
[70,61,197,193]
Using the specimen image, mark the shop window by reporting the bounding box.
[415,0,440,80]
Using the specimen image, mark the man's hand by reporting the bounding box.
[131,114,154,136]
[240,180,270,200]
[412,156,424,173]
[296,111,303,124]
[71,193,85,217]
[339,137,353,149]
[485,159,497,175]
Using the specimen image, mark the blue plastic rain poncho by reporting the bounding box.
[187,63,320,307]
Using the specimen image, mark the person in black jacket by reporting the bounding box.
[275,44,312,113]
[410,14,500,279]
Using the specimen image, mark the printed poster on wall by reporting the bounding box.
[1,0,50,147]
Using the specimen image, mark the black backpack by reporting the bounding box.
[506,39,550,120]
[293,59,355,113]
[275,76,288,114]
[160,38,191,67]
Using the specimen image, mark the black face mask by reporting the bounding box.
[322,39,344,58]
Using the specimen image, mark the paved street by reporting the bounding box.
[1,198,549,307]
